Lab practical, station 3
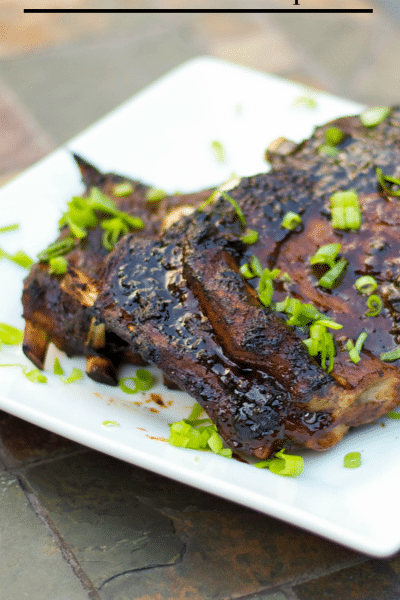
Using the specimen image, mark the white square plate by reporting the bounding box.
[1,57,398,557]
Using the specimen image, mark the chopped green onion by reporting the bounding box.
[60,368,83,384]
[255,449,304,477]
[37,236,76,261]
[387,411,400,420]
[258,275,273,308]
[275,296,323,327]
[239,255,266,279]
[376,167,400,197]
[317,259,347,289]
[249,255,263,278]
[281,211,302,231]
[365,294,383,317]
[0,246,33,269]
[0,224,19,234]
[56,187,144,252]
[0,323,23,345]
[240,263,255,279]
[53,357,64,376]
[199,189,246,227]
[344,451,361,468]
[59,196,98,231]
[293,95,317,109]
[354,275,378,295]
[101,216,130,251]
[135,369,154,391]
[49,256,68,275]
[168,416,232,458]
[310,243,341,269]
[325,127,344,146]
[318,144,339,157]
[303,321,338,372]
[240,229,258,245]
[220,191,246,227]
[22,367,47,383]
[112,182,133,197]
[188,402,203,421]
[380,346,400,362]
[211,140,225,162]
[346,332,368,364]
[330,190,361,230]
[119,377,139,394]
[87,186,117,212]
[119,369,154,394]
[102,420,120,427]
[258,268,281,308]
[146,187,167,202]
[360,106,390,127]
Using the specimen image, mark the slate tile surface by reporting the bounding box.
[0,472,89,600]
[293,560,400,600]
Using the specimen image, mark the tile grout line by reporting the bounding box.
[16,471,102,600]
[0,436,99,598]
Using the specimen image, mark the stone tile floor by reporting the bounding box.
[2,1,400,598]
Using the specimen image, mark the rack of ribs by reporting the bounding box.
[22,107,400,457]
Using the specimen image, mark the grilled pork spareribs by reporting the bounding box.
[23,108,400,457]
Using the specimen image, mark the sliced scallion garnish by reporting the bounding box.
[258,268,281,308]
[365,294,382,317]
[380,346,400,362]
[310,243,341,269]
[168,403,232,457]
[293,95,317,109]
[55,186,145,253]
[112,182,133,197]
[376,167,400,197]
[281,211,302,231]
[344,451,361,468]
[119,369,154,394]
[255,449,304,477]
[355,275,378,295]
[346,332,368,364]
[0,323,24,346]
[330,190,361,230]
[146,187,167,202]
[317,259,347,290]
[0,223,19,234]
[53,357,64,375]
[199,189,246,227]
[0,247,33,269]
[60,368,83,384]
[303,321,340,372]
[325,127,344,146]
[240,263,255,279]
[240,229,258,245]
[211,140,225,162]
[360,106,390,127]
[387,411,400,420]
[49,256,68,275]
